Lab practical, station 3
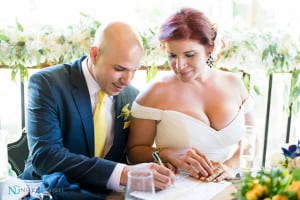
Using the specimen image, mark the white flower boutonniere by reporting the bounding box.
[117,103,132,129]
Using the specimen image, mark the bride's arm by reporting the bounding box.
[127,116,157,164]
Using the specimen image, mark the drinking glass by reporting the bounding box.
[125,169,155,200]
[239,125,256,177]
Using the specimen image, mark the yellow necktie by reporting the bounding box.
[94,90,108,157]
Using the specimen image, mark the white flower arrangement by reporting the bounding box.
[270,140,300,172]
[0,13,100,80]
[0,17,300,114]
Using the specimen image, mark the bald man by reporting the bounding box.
[21,22,175,198]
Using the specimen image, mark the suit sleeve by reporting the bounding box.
[26,71,116,192]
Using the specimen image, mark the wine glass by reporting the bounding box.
[125,169,155,200]
[239,125,257,178]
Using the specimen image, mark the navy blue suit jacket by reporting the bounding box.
[21,56,139,192]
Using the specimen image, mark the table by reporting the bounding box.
[2,176,241,200]
[211,181,239,200]
[106,179,241,200]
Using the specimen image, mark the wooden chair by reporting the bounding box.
[7,129,29,176]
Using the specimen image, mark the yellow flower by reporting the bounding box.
[271,195,288,200]
[118,103,132,129]
[119,104,131,120]
[246,184,268,200]
[121,104,131,120]
[287,181,300,199]
[236,168,298,200]
[123,121,131,129]
[245,190,258,200]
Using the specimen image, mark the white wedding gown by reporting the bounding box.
[131,98,253,163]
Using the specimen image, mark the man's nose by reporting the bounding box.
[120,71,134,86]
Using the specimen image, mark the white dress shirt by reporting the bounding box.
[82,57,125,191]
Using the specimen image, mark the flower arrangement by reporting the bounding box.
[117,103,132,129]
[0,13,100,81]
[1,15,299,114]
[217,28,300,114]
[235,167,300,200]
[270,140,300,172]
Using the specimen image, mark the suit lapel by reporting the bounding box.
[70,57,94,156]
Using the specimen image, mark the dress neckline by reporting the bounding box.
[133,101,245,132]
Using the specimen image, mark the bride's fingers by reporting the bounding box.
[214,171,227,182]
[190,147,214,174]
[179,160,200,178]
[185,152,214,176]
[200,167,226,182]
[186,157,210,177]
[193,147,214,167]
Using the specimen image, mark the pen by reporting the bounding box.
[152,151,175,187]
[152,151,165,167]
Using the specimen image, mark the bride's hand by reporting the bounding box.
[200,161,228,182]
[159,147,215,178]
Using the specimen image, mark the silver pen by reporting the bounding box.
[152,151,165,167]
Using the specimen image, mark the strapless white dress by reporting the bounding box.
[131,98,253,163]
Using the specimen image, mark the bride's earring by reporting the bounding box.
[206,54,214,68]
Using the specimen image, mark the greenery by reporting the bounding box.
[237,141,300,200]
[0,15,299,114]
[218,28,300,114]
[0,13,100,81]
[234,168,300,200]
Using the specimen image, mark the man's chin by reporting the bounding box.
[109,88,123,96]
[110,91,121,96]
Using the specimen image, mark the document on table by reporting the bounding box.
[131,172,232,200]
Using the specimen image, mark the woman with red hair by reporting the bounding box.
[128,8,254,182]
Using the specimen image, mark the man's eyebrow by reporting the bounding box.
[113,64,126,69]
[113,64,136,71]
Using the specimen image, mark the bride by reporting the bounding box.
[127,7,254,182]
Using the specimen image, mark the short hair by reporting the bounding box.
[159,8,217,51]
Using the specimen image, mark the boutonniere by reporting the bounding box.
[117,103,132,129]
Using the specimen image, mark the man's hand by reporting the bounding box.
[121,163,175,190]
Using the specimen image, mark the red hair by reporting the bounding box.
[159,8,217,52]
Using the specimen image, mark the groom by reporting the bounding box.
[20,21,175,198]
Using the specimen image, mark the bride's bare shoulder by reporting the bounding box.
[216,68,249,99]
[135,72,175,104]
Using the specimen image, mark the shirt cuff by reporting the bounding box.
[106,163,126,191]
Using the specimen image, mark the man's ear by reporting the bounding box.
[90,46,100,64]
